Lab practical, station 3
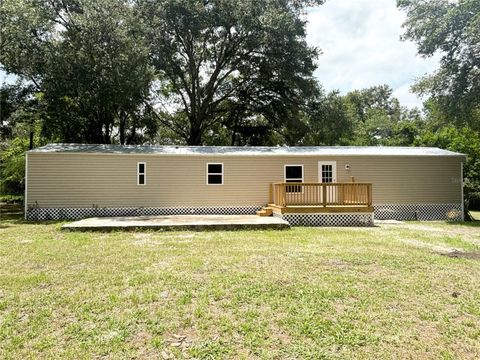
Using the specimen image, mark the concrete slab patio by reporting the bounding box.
[62,214,290,231]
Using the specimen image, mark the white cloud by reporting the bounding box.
[0,67,17,85]
[306,0,440,108]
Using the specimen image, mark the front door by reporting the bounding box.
[318,161,337,203]
[318,161,337,183]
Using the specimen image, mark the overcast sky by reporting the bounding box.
[306,0,440,108]
[1,0,439,108]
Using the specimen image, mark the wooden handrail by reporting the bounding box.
[271,182,373,207]
[272,182,372,186]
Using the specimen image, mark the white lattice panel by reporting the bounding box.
[374,204,463,221]
[26,206,262,220]
[277,213,374,227]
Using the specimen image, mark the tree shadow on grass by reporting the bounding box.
[446,220,480,227]
[0,211,24,228]
[1,212,65,227]
[1,218,65,227]
[1,204,65,226]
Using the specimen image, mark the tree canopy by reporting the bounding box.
[1,0,325,145]
[1,0,157,144]
[398,0,480,128]
[139,0,323,145]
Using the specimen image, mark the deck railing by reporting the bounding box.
[271,182,372,207]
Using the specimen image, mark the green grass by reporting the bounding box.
[1,219,480,359]
[0,194,23,204]
[471,211,480,221]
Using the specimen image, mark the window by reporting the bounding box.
[137,162,146,185]
[207,163,223,185]
[318,161,337,183]
[321,164,334,183]
[284,165,303,192]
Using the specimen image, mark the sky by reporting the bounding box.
[1,0,439,108]
[306,0,440,108]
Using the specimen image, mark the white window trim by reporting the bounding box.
[206,162,224,185]
[137,162,146,186]
[284,164,304,183]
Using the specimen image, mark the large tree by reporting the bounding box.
[139,0,323,145]
[300,90,353,146]
[343,85,424,146]
[0,0,156,144]
[398,0,480,128]
[0,82,45,194]
[0,83,41,149]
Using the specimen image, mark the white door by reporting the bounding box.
[318,161,337,203]
[318,161,337,183]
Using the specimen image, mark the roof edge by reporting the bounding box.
[27,143,467,158]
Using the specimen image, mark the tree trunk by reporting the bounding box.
[187,129,202,145]
[119,110,126,145]
[29,130,34,150]
[126,125,137,144]
[187,119,203,145]
[230,111,239,146]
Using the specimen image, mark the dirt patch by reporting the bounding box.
[441,250,480,260]
[393,222,480,247]
[132,233,165,245]
[401,239,463,254]
[17,239,33,244]
[401,238,480,260]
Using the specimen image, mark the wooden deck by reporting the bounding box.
[267,204,374,214]
[263,182,373,215]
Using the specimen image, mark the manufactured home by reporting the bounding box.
[25,144,466,226]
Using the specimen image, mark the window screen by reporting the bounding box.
[321,164,333,183]
[285,166,303,179]
[137,162,146,185]
[285,165,303,192]
[207,163,223,185]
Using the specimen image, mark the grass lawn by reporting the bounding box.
[471,211,480,221]
[1,218,480,359]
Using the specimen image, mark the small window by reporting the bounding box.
[207,163,223,185]
[285,165,303,192]
[137,162,146,185]
[321,164,334,183]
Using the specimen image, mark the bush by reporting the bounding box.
[0,137,29,195]
[0,194,24,204]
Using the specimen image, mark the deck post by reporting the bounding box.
[367,184,372,206]
[322,184,327,207]
[269,183,273,204]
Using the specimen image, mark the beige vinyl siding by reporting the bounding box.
[334,156,462,204]
[26,153,464,208]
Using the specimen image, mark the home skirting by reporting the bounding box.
[373,203,463,221]
[273,213,375,227]
[26,206,262,220]
[26,203,463,223]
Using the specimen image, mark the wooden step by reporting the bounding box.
[256,207,273,217]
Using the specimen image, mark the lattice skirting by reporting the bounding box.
[273,213,374,227]
[26,203,463,222]
[373,203,463,221]
[26,206,262,220]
